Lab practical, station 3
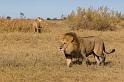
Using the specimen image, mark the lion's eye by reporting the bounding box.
[63,42,67,44]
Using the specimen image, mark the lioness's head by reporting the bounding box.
[35,17,44,22]
[59,32,79,54]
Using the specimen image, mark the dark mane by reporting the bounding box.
[79,36,94,38]
[65,32,77,38]
[64,32,79,44]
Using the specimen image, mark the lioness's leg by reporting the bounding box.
[38,28,41,33]
[35,28,37,32]
[66,58,72,67]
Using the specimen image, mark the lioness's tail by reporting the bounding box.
[103,44,115,54]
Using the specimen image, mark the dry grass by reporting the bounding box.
[0,21,124,82]
[1,7,123,33]
[0,18,33,32]
[66,6,123,31]
[0,18,51,32]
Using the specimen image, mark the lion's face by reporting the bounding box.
[35,17,43,22]
[59,34,75,54]
[59,32,82,67]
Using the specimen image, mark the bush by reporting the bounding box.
[47,18,51,20]
[66,6,123,31]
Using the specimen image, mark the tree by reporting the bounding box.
[6,16,11,20]
[20,12,25,19]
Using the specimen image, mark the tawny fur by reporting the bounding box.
[60,32,115,67]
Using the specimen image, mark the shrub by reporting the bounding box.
[47,18,51,20]
[66,6,123,31]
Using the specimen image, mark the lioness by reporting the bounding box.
[60,32,115,67]
[33,17,48,33]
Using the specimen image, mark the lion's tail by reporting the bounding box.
[103,44,115,54]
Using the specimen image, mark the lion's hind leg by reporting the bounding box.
[99,55,106,65]
[94,55,101,65]
[94,53,106,66]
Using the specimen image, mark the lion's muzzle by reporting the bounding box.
[59,43,67,51]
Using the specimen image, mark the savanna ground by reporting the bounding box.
[0,20,124,82]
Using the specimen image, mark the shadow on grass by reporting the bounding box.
[90,61,112,66]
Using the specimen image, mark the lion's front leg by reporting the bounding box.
[65,54,72,67]
[77,53,83,65]
[66,58,72,67]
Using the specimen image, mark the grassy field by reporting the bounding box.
[0,21,124,82]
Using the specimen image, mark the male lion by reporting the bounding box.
[60,32,115,67]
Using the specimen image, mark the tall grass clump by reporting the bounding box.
[66,6,123,31]
[0,18,33,32]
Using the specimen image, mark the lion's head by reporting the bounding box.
[59,32,82,67]
[35,17,44,22]
[60,32,79,54]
